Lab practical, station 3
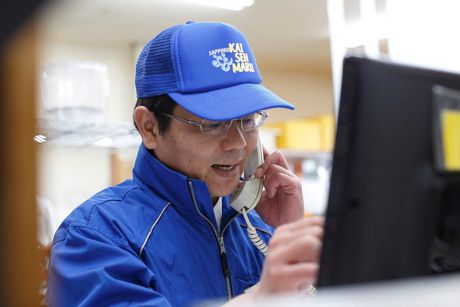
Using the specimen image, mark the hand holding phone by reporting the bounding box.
[230,139,268,255]
[230,139,264,213]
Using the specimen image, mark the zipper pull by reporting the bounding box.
[218,236,230,277]
[218,235,226,252]
[221,252,230,277]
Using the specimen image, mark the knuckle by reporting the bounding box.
[271,150,283,158]
[310,225,324,237]
[275,223,290,233]
[295,179,302,188]
[300,235,320,249]
[267,266,289,282]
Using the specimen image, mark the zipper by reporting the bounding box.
[218,235,232,298]
[188,180,234,300]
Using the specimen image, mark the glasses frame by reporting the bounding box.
[159,110,268,135]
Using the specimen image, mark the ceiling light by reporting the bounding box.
[182,0,254,11]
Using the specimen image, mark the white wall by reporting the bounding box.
[386,0,460,73]
[38,41,137,231]
[261,68,334,123]
[38,146,111,231]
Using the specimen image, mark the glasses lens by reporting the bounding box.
[241,111,266,131]
[200,120,231,135]
[200,111,267,135]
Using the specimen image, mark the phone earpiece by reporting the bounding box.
[230,139,264,213]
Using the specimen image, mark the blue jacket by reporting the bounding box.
[47,145,273,306]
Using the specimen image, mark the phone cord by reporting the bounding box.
[241,208,268,256]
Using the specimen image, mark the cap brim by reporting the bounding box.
[169,83,294,120]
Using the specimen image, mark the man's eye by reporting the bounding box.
[242,118,256,127]
[202,121,222,130]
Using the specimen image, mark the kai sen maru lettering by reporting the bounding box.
[209,42,255,73]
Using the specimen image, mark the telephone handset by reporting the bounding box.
[230,139,264,213]
[230,139,268,256]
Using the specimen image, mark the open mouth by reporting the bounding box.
[212,164,238,172]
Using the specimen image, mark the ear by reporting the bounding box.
[133,106,159,150]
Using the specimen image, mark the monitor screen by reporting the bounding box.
[318,56,460,287]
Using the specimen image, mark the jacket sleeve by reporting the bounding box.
[46,225,172,307]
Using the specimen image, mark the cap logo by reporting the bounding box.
[209,42,255,74]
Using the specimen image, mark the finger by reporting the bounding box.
[263,172,301,199]
[262,163,296,180]
[262,162,299,191]
[265,262,319,293]
[269,235,322,263]
[274,216,325,233]
[304,216,325,228]
[269,226,324,250]
[255,150,290,176]
[270,220,324,246]
[262,145,270,160]
[264,150,289,170]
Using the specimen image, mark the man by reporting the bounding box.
[47,21,323,306]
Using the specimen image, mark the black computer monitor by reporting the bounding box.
[318,56,460,287]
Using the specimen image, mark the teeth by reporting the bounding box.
[213,164,235,171]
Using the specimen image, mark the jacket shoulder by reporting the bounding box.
[53,179,171,252]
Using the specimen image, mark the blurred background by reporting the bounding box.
[2,0,460,305]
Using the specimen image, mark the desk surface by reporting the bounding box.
[257,274,460,307]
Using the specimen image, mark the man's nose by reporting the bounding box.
[222,120,247,150]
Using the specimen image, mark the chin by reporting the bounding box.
[211,185,240,199]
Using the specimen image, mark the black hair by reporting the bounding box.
[134,94,178,135]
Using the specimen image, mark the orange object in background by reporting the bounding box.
[270,115,335,152]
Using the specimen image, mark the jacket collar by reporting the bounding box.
[132,144,238,230]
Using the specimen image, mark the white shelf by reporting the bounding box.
[35,119,142,149]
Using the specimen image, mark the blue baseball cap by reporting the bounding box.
[135,21,294,120]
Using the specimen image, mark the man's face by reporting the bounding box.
[153,106,259,201]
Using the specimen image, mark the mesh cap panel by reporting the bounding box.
[135,24,182,97]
